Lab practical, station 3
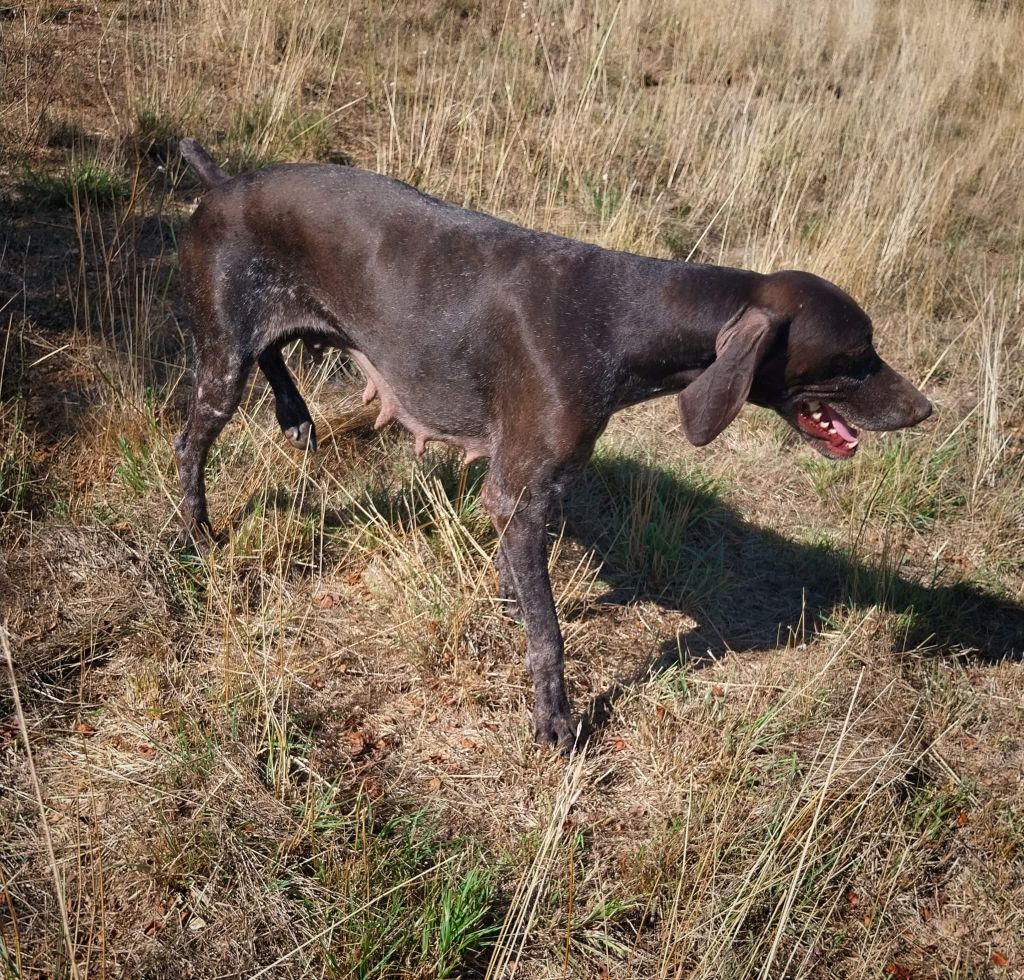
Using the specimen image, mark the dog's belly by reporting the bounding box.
[348,350,491,465]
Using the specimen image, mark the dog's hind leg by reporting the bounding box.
[174,343,252,540]
[258,346,317,451]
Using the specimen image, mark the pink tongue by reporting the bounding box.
[824,405,856,442]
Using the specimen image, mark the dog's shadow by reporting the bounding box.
[234,439,1022,739]
[561,453,1024,738]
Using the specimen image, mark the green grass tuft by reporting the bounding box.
[804,436,965,531]
[0,402,33,515]
[570,446,725,604]
[21,160,130,208]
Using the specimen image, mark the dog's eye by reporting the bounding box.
[796,347,879,388]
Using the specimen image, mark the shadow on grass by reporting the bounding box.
[236,443,1023,675]
[1,159,190,525]
[562,453,1024,738]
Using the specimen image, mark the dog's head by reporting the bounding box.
[677,270,932,459]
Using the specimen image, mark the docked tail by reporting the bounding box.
[179,138,229,189]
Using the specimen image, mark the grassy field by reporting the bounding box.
[2,0,1023,976]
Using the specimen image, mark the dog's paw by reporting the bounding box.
[171,522,220,555]
[283,420,317,451]
[534,705,579,757]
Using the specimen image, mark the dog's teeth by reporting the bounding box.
[818,421,829,429]
[846,439,858,448]
[811,411,823,421]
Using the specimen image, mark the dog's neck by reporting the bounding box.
[609,261,762,408]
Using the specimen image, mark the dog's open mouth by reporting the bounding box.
[795,400,859,458]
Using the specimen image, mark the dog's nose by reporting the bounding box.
[912,393,933,425]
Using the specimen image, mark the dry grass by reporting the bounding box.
[2,0,1023,976]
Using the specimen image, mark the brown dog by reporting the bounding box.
[175,139,932,752]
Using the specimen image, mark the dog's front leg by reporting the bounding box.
[484,478,576,753]
[494,543,522,621]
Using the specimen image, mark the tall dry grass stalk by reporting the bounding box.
[2,628,79,979]
[117,0,1024,313]
[485,749,591,978]
[970,265,1024,498]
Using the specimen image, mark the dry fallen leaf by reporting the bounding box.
[346,731,367,752]
[459,736,477,749]
[956,810,969,827]
[138,744,156,759]
[74,721,96,736]
[612,738,627,752]
[316,592,338,610]
[846,889,859,909]
[883,964,911,979]
[991,951,1009,968]
[712,685,725,698]
[428,777,442,791]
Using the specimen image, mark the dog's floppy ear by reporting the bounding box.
[676,307,780,447]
